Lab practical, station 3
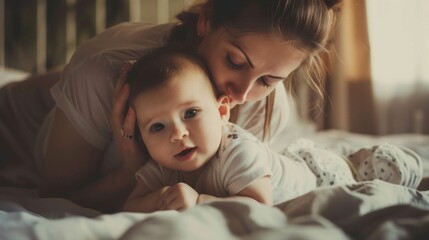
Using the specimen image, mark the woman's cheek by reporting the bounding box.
[248,83,280,102]
[246,88,269,102]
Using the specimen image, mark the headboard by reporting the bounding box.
[1,0,188,74]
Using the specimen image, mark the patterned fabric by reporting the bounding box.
[285,139,356,187]
[284,138,423,189]
[348,144,423,188]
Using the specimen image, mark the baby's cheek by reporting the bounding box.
[208,125,223,149]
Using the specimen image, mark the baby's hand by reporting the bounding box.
[158,183,198,211]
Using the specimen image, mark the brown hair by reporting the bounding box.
[126,46,216,105]
[172,0,343,141]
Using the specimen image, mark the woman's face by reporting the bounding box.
[198,28,307,107]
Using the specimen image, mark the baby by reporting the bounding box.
[122,47,423,213]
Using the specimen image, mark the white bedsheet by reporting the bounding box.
[1,180,429,239]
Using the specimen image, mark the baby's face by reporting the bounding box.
[134,63,227,172]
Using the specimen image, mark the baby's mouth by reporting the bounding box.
[176,147,196,156]
[174,147,197,161]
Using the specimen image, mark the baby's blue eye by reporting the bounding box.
[150,123,165,132]
[184,108,200,119]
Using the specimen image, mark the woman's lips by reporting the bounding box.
[174,147,197,161]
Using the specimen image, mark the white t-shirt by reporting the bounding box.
[136,123,316,205]
[51,22,175,150]
[42,22,294,173]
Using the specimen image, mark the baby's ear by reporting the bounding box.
[217,95,230,122]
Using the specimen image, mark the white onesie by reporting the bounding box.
[136,123,423,205]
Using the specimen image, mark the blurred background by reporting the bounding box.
[1,0,428,135]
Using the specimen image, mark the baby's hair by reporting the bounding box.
[125,46,217,106]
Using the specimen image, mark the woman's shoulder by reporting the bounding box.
[97,22,177,46]
[60,22,178,89]
[68,22,177,67]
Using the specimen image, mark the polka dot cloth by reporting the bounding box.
[348,143,423,189]
[285,139,357,187]
[284,139,423,189]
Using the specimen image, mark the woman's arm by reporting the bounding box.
[41,68,148,213]
[197,176,272,206]
[40,108,143,212]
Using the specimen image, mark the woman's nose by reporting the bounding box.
[226,80,253,105]
[170,123,189,142]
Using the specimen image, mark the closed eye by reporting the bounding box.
[226,54,247,70]
[258,77,271,88]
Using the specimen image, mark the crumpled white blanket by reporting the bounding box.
[1,180,429,240]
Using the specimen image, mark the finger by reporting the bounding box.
[154,186,168,210]
[157,188,169,210]
[166,199,183,211]
[122,106,136,137]
[112,83,130,128]
[113,74,124,100]
[159,188,177,210]
[159,192,173,210]
[163,184,176,196]
[162,197,182,211]
[114,62,133,99]
[159,198,172,210]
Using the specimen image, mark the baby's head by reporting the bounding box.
[126,47,230,172]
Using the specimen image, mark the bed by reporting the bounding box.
[1,173,429,239]
[1,70,429,239]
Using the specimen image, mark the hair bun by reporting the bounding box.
[324,0,342,9]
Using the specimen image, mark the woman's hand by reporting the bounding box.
[158,183,199,211]
[111,63,148,173]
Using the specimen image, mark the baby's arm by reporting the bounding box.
[157,182,199,211]
[197,176,273,205]
[195,136,274,206]
[123,176,272,212]
[122,180,170,213]
[123,180,200,213]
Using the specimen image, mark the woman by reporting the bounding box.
[0,0,342,212]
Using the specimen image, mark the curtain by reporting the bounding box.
[327,0,429,135]
[366,0,429,134]
[327,0,377,134]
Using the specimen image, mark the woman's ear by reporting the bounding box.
[197,4,210,37]
[217,95,230,122]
